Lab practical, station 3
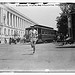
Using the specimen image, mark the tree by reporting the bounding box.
[56,3,69,36]
[56,13,68,36]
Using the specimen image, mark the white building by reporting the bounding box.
[0,4,37,44]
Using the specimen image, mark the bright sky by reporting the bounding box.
[8,3,62,30]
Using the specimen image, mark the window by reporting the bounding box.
[21,31,22,35]
[18,17,19,28]
[0,28,1,35]
[3,14,6,24]
[22,19,23,28]
[20,18,21,28]
[20,19,22,28]
[19,31,20,35]
[16,16,17,27]
[10,13,12,26]
[11,30,13,35]
[24,20,25,28]
[8,29,10,35]
[13,15,15,27]
[19,18,20,28]
[17,17,18,28]
[7,12,9,25]
[42,30,44,34]
[4,28,6,35]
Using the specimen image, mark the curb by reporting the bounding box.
[55,44,75,48]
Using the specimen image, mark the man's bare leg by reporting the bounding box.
[31,40,34,48]
[33,41,36,53]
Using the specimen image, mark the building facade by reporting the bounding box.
[0,4,37,44]
[65,3,75,41]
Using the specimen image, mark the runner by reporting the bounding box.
[29,26,38,54]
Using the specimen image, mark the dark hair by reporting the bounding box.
[31,26,34,28]
[30,26,35,29]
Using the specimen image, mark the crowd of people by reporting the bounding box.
[9,37,20,44]
[54,33,74,45]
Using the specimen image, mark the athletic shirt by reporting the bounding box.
[29,29,38,38]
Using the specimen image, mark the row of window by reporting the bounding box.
[42,29,55,34]
[4,28,24,36]
[4,28,12,35]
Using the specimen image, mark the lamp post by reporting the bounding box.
[66,4,73,38]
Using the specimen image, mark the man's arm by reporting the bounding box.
[29,30,32,40]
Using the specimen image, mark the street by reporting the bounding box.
[0,43,75,72]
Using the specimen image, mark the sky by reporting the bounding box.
[8,3,62,30]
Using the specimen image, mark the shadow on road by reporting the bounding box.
[22,53,34,55]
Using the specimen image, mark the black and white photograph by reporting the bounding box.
[0,1,75,73]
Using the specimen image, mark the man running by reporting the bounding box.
[29,26,38,54]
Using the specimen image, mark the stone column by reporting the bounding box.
[0,8,3,25]
[0,8,1,24]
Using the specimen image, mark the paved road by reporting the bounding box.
[0,43,75,72]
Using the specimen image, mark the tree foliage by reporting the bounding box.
[56,3,75,35]
[56,14,68,35]
[56,3,69,36]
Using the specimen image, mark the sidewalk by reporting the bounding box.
[55,42,75,48]
[0,42,31,45]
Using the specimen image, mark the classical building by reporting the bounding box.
[65,3,75,41]
[60,3,75,41]
[0,4,37,43]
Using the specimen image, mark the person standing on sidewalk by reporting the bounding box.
[29,26,38,54]
[9,37,12,45]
